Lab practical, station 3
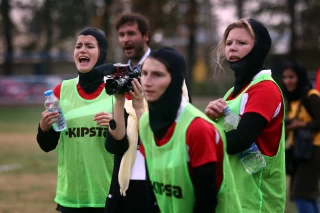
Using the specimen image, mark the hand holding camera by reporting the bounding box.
[93,62,145,120]
[128,78,145,111]
[93,63,141,95]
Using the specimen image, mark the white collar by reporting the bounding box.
[128,48,151,70]
[252,69,272,81]
[175,96,188,122]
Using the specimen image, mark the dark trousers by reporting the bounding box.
[294,199,319,213]
[57,204,104,213]
[105,180,159,213]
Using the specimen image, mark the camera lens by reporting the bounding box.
[105,79,121,95]
[105,78,128,95]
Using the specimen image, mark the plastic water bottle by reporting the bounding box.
[223,106,266,174]
[44,90,67,132]
[223,106,240,132]
[238,143,266,174]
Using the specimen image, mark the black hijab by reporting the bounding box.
[146,47,187,140]
[282,61,312,102]
[77,28,108,94]
[227,19,272,97]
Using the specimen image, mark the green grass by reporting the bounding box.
[0,105,57,213]
[0,105,44,133]
[0,145,57,213]
[0,103,298,213]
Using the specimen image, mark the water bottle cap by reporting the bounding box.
[44,90,53,97]
[223,106,230,114]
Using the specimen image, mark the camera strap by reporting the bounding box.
[109,96,117,130]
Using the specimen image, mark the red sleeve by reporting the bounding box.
[244,81,282,122]
[126,93,132,100]
[186,118,218,168]
[53,84,62,99]
[139,141,146,157]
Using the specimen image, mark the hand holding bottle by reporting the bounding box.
[44,90,67,132]
[205,98,227,121]
[223,106,240,132]
[40,110,59,132]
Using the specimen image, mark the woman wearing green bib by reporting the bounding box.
[37,28,114,213]
[205,19,286,212]
[138,47,241,213]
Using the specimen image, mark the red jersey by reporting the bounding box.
[226,80,284,157]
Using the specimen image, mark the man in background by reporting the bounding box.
[116,13,151,71]
[115,13,192,102]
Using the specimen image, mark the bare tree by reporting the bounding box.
[186,0,197,88]
[0,0,14,75]
[299,1,320,52]
[103,0,113,38]
[41,0,53,74]
[287,0,297,60]
[236,0,244,18]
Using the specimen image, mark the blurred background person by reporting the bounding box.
[116,12,151,72]
[115,12,192,103]
[36,28,114,213]
[282,61,320,213]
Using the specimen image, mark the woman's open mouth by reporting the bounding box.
[79,56,90,64]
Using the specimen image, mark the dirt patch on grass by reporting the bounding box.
[0,133,36,144]
[0,173,57,213]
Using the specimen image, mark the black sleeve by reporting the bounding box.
[192,162,217,213]
[304,94,320,132]
[226,112,268,154]
[145,161,160,212]
[104,109,130,155]
[36,124,60,152]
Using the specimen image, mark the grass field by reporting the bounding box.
[0,99,297,213]
[0,105,57,213]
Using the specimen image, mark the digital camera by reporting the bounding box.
[104,63,141,95]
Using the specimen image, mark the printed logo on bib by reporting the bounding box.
[151,181,183,198]
[65,127,107,138]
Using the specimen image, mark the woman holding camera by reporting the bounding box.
[104,64,191,212]
[282,61,320,213]
[36,28,114,213]
[104,77,159,213]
